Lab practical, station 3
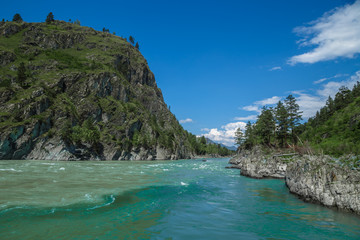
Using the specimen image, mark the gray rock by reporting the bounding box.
[286,155,360,215]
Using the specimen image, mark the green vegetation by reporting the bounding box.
[46,12,54,24]
[235,94,302,150]
[16,62,27,87]
[12,13,22,22]
[0,16,234,159]
[236,83,360,158]
[299,82,360,156]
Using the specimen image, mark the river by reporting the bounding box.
[0,158,359,239]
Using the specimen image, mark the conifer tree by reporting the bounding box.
[46,12,54,24]
[129,36,135,45]
[284,94,302,143]
[17,62,27,87]
[135,42,139,49]
[244,121,255,149]
[255,107,275,145]
[12,13,23,22]
[275,101,288,147]
[235,128,245,147]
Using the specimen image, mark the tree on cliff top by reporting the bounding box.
[12,13,23,22]
[46,12,54,24]
[129,36,135,45]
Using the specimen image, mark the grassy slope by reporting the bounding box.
[302,96,360,156]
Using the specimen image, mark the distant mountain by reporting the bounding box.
[205,138,237,151]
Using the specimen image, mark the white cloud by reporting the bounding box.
[234,115,258,121]
[242,96,281,115]
[294,70,360,118]
[201,128,210,132]
[200,122,246,146]
[254,96,282,105]
[179,118,193,124]
[289,0,360,65]
[313,73,348,84]
[242,105,261,113]
[270,66,282,71]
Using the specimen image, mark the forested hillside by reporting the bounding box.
[300,82,360,155]
[235,81,360,156]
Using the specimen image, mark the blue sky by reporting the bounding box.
[2,0,360,146]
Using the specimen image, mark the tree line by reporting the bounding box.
[235,95,302,150]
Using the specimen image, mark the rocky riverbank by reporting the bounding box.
[286,155,360,215]
[229,147,289,179]
[229,149,360,215]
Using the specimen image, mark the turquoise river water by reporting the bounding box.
[0,158,359,239]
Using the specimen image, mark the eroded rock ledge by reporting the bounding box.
[286,156,360,215]
[229,149,360,215]
[229,147,289,179]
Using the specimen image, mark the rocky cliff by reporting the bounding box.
[229,147,288,178]
[229,149,360,215]
[0,20,195,160]
[286,155,360,215]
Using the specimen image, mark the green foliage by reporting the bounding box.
[0,78,12,88]
[241,95,302,150]
[61,119,100,145]
[12,13,23,22]
[17,62,27,87]
[129,36,135,45]
[275,101,289,147]
[299,82,360,156]
[255,107,275,145]
[235,127,245,147]
[46,12,54,24]
[135,42,139,50]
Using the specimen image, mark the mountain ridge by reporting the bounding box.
[0,19,233,160]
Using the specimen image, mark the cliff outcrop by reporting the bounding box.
[0,20,195,160]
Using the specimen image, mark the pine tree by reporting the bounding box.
[235,128,245,147]
[255,106,275,145]
[17,62,27,87]
[275,101,289,147]
[135,42,139,50]
[46,12,54,24]
[244,121,255,149]
[12,13,23,22]
[284,95,302,143]
[129,36,135,45]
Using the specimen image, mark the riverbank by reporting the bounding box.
[229,149,360,215]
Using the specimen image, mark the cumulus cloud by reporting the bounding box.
[289,0,360,65]
[294,70,360,118]
[200,122,246,146]
[234,115,258,121]
[254,96,282,105]
[241,96,281,115]
[179,118,193,124]
[270,66,282,71]
[242,105,261,113]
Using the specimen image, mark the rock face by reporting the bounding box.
[229,147,288,179]
[0,21,195,160]
[229,148,360,215]
[286,156,360,214]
